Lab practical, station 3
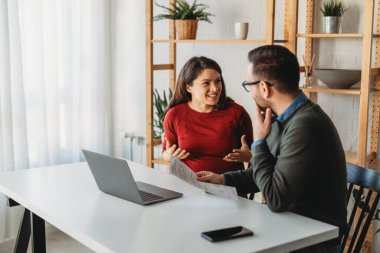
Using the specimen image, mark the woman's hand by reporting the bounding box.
[223,135,252,163]
[162,138,190,162]
[196,171,224,185]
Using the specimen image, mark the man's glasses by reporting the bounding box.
[241,80,273,92]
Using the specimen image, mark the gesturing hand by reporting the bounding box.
[252,101,272,141]
[162,138,190,162]
[223,135,252,163]
[196,171,224,185]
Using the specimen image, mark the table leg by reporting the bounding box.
[8,198,20,207]
[31,212,46,253]
[12,207,47,253]
[13,209,30,253]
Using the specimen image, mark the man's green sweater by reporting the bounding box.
[224,99,348,234]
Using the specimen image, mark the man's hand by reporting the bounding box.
[196,171,224,185]
[252,101,272,141]
[223,135,252,163]
[162,138,190,162]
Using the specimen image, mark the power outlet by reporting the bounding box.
[136,136,145,145]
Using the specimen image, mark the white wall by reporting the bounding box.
[111,0,380,249]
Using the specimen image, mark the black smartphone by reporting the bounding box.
[201,226,253,242]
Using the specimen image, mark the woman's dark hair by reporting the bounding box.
[164,56,229,116]
[248,45,300,93]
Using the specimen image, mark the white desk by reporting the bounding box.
[0,161,338,253]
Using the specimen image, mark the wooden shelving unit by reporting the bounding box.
[285,0,380,251]
[146,0,277,167]
[285,0,380,168]
[147,1,380,248]
[147,0,380,169]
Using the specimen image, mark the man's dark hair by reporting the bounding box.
[248,45,300,93]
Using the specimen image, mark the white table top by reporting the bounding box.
[0,161,338,253]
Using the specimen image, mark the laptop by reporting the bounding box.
[82,149,183,205]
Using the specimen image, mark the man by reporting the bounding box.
[197,45,347,252]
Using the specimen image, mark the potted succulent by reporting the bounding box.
[320,0,349,33]
[153,0,214,40]
[153,89,172,143]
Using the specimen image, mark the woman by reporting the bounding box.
[162,56,253,174]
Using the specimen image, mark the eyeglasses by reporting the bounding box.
[241,80,273,92]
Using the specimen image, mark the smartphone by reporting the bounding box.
[201,226,253,242]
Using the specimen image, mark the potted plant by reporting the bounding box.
[320,0,349,33]
[153,88,172,143]
[153,0,214,40]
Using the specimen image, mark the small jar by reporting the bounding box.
[304,73,313,87]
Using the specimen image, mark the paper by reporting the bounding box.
[199,182,238,200]
[169,157,238,200]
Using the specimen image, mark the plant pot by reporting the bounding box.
[175,20,198,40]
[322,16,341,33]
[153,137,163,146]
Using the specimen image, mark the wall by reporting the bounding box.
[111,0,380,250]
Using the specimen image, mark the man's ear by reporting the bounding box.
[260,81,271,98]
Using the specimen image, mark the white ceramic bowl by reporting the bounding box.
[314,69,361,89]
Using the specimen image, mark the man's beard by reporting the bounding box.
[254,94,270,112]
[254,96,277,121]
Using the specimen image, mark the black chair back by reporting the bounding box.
[341,163,380,253]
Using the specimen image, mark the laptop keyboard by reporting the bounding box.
[139,190,164,202]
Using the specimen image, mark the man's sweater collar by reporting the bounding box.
[276,91,308,123]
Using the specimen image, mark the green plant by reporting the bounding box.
[153,89,173,139]
[320,0,348,17]
[153,0,214,23]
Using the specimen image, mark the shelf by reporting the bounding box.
[151,39,287,44]
[371,68,380,75]
[152,158,170,165]
[300,68,379,75]
[153,64,174,70]
[345,152,376,166]
[297,33,380,39]
[301,86,361,95]
[345,152,358,165]
[296,33,364,38]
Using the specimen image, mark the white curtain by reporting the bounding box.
[0,0,112,243]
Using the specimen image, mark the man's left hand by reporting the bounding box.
[252,101,272,141]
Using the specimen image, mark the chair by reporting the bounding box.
[341,163,380,253]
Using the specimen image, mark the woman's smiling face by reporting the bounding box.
[186,68,223,112]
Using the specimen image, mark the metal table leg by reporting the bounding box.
[31,213,46,253]
[10,198,46,253]
[13,209,30,253]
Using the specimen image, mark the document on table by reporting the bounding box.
[169,157,238,200]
